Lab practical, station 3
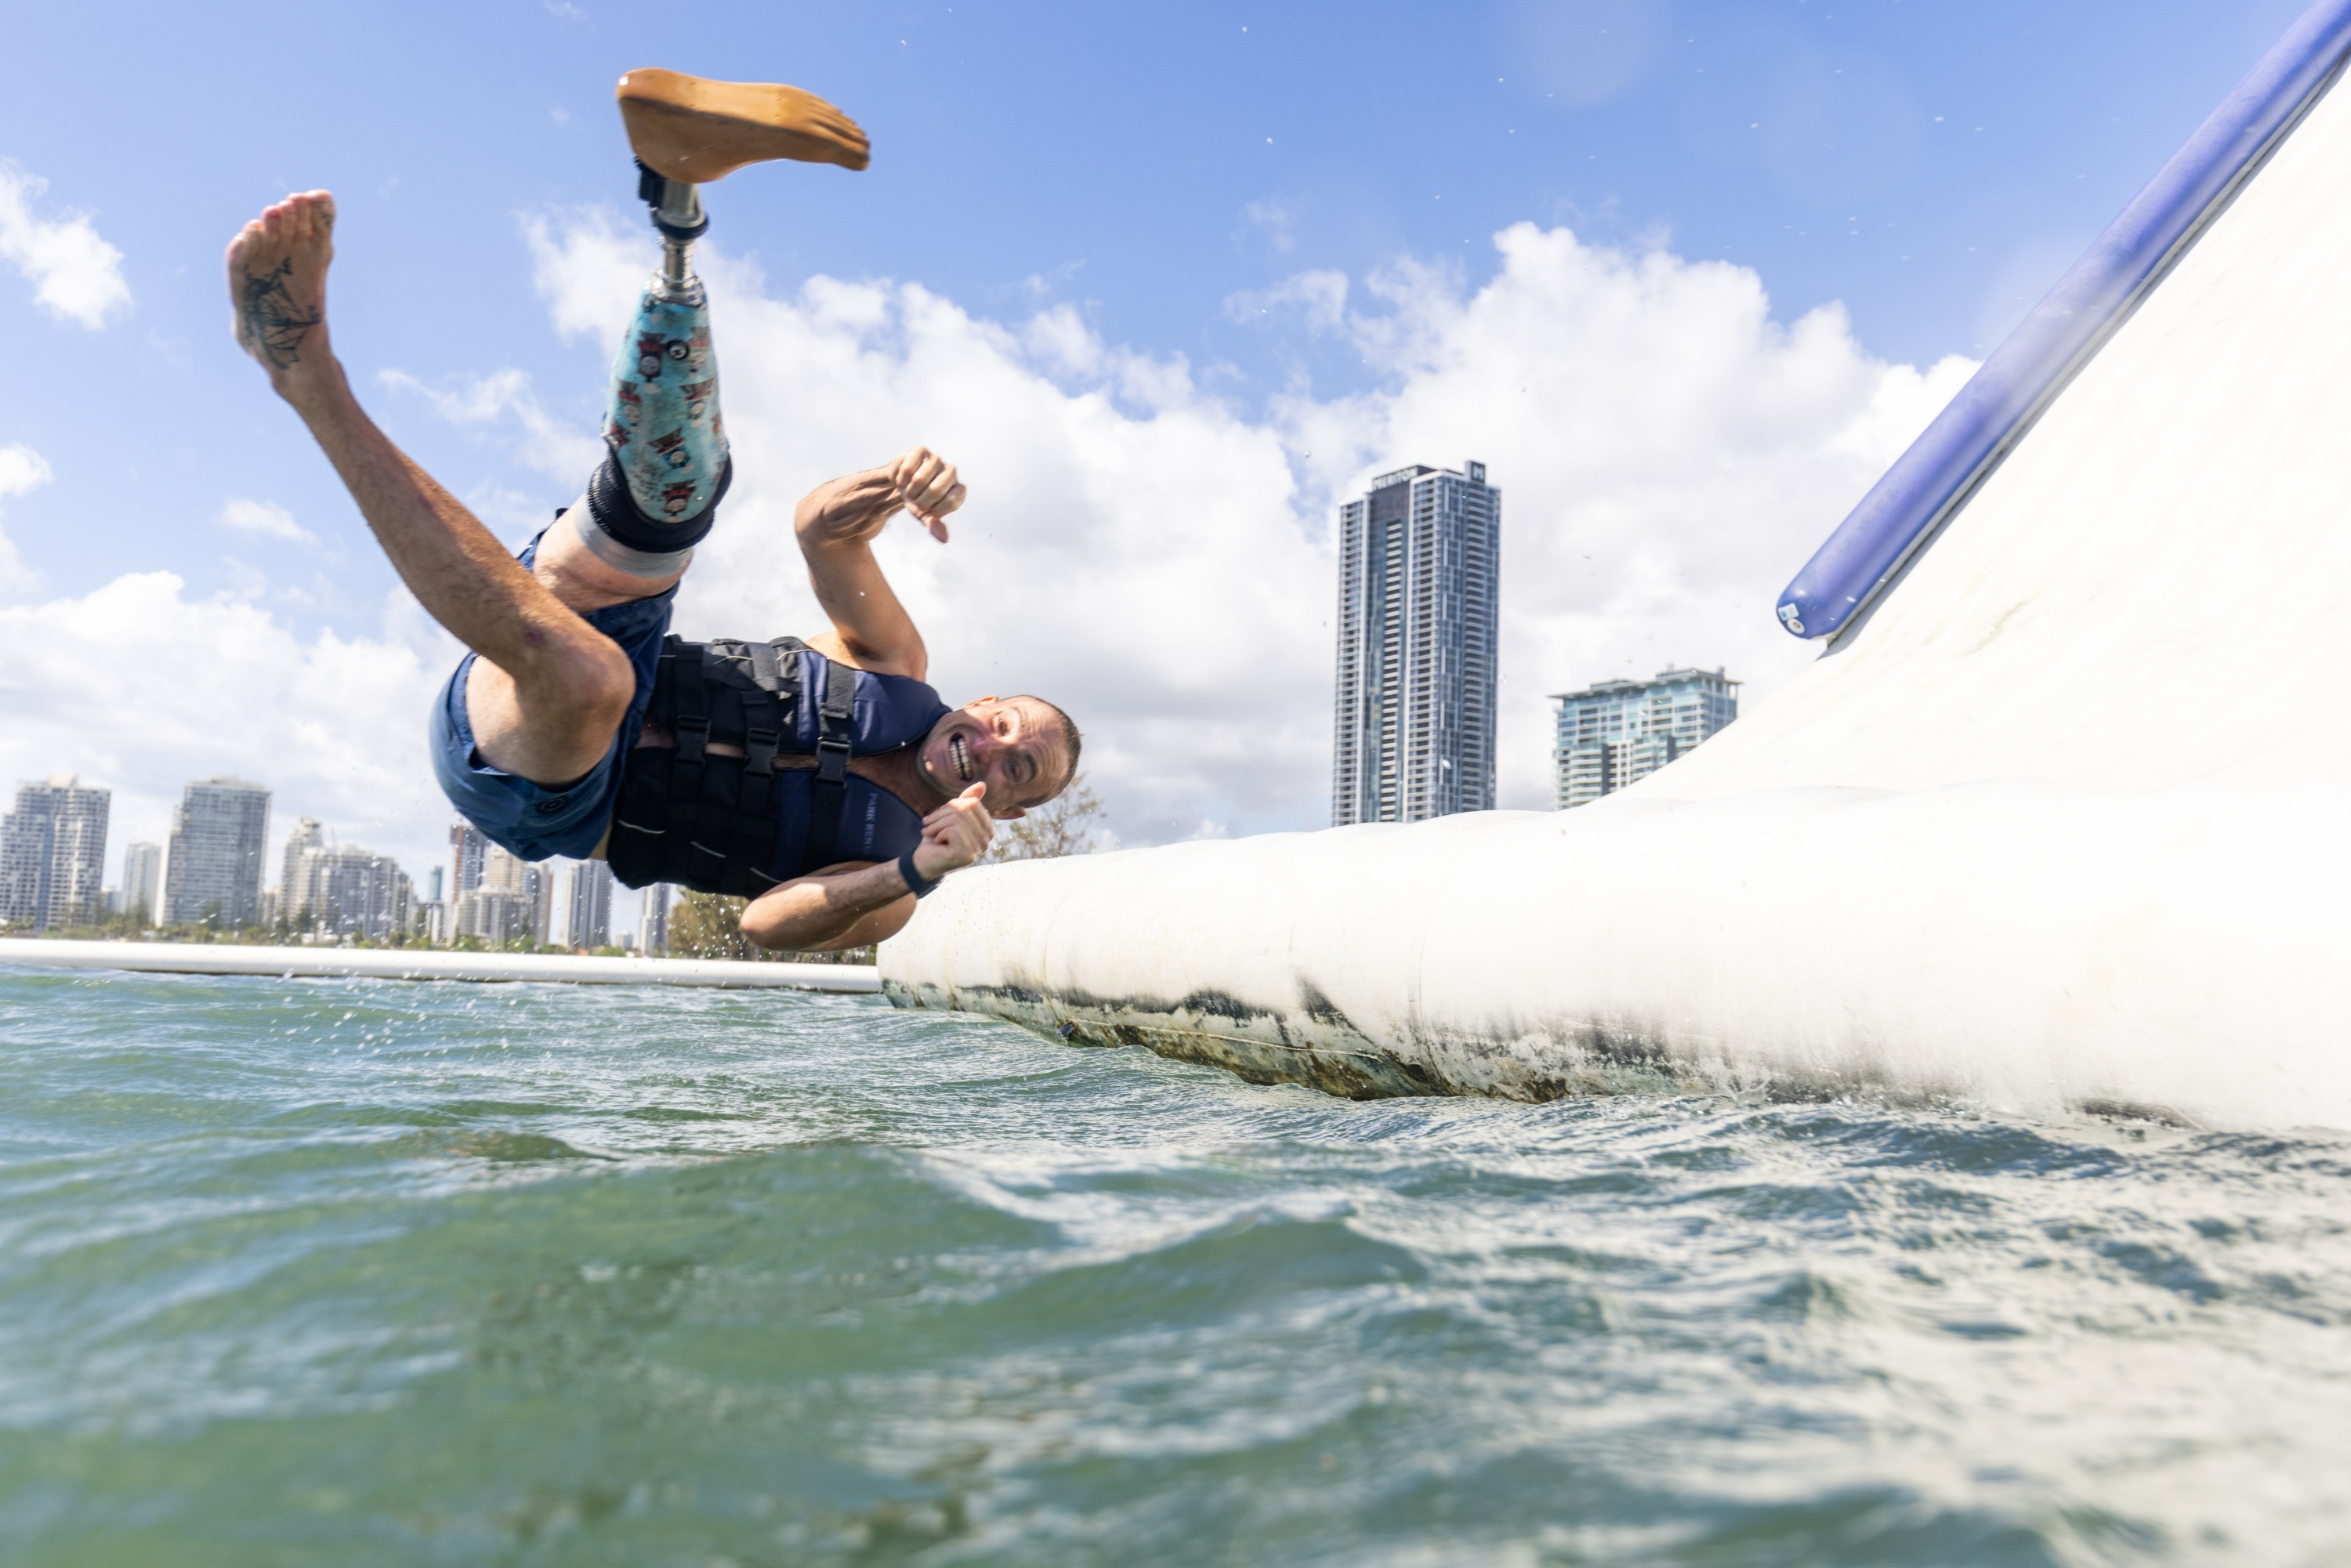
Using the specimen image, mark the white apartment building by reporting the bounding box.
[277,817,415,941]
[120,841,163,925]
[165,777,270,927]
[452,843,550,947]
[0,776,110,931]
[1552,667,1741,809]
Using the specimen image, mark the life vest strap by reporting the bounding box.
[609,632,853,896]
[795,657,858,877]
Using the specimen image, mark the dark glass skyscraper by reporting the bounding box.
[1331,462,1501,824]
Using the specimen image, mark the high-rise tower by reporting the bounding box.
[280,817,326,925]
[562,859,614,949]
[450,820,488,900]
[120,841,163,925]
[164,777,270,927]
[638,883,672,955]
[0,776,110,931]
[1331,462,1502,824]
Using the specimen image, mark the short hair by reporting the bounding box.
[1016,695,1082,802]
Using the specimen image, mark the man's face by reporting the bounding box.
[918,697,1070,817]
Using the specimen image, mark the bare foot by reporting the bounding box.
[225,190,339,398]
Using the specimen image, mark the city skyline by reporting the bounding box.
[9,639,1748,943]
[0,764,655,950]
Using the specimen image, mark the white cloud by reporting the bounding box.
[524,210,641,342]
[1273,226,1975,808]
[0,571,458,885]
[514,213,1332,840]
[217,497,314,545]
[0,210,1967,900]
[0,162,131,329]
[377,365,603,485]
[1237,199,1298,259]
[1224,268,1349,333]
[501,211,1969,836]
[0,443,53,592]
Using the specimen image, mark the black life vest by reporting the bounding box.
[607,635,951,896]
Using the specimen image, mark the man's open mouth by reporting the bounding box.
[950,733,973,782]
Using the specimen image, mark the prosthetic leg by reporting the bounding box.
[567,70,870,578]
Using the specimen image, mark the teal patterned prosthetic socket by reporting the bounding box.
[603,273,727,524]
[565,176,730,578]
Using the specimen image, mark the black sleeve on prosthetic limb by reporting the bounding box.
[584,448,732,555]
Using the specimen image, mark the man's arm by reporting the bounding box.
[739,780,994,951]
[792,447,965,679]
[738,860,922,951]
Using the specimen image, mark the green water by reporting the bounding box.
[1,965,2346,1566]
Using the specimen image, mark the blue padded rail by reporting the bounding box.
[1775,0,2351,641]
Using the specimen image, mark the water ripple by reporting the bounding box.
[1,965,2347,1564]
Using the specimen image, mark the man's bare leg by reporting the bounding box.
[226,190,643,784]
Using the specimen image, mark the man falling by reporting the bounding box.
[225,71,1079,950]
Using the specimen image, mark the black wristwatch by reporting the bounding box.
[897,849,942,899]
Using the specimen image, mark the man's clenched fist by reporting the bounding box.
[796,446,966,549]
[913,781,994,882]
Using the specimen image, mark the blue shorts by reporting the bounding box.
[429,535,679,863]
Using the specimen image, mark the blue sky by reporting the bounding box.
[0,0,2309,607]
[0,0,2320,878]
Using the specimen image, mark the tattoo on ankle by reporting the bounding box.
[239,258,321,369]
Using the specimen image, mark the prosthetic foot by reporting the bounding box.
[567,70,870,578]
[618,68,870,183]
[619,67,869,285]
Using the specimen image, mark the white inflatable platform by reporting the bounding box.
[881,0,2351,1128]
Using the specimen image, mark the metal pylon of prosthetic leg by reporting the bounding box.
[638,161,708,295]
